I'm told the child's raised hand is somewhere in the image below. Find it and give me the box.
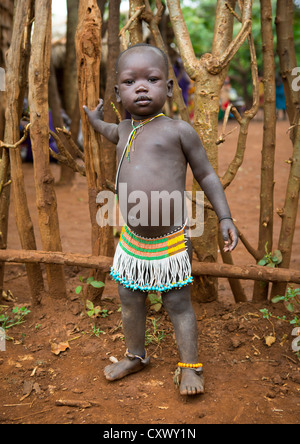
[83,98,104,123]
[220,218,239,252]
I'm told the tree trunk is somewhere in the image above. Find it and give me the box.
[75,0,109,301]
[28,0,66,299]
[102,0,121,259]
[218,231,247,303]
[167,0,253,302]
[0,0,14,301]
[0,0,14,67]
[58,0,80,185]
[129,0,144,44]
[271,0,300,298]
[6,0,45,305]
[275,0,300,130]
[64,0,80,118]
[253,0,276,301]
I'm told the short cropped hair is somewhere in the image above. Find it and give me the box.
[115,43,169,76]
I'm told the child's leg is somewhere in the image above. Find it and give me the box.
[162,285,204,395]
[162,235,204,395]
[104,284,149,381]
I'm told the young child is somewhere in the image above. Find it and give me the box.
[83,43,238,396]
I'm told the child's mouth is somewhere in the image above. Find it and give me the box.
[135,96,151,105]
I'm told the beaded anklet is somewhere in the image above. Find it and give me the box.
[178,362,203,369]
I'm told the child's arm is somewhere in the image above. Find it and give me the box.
[179,121,238,252]
[83,99,119,144]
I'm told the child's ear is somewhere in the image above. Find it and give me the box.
[167,79,173,98]
[115,85,121,103]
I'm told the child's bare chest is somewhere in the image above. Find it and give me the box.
[116,123,187,234]
[117,125,186,191]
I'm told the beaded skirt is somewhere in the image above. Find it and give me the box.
[110,223,193,292]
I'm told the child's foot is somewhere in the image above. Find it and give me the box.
[179,368,204,396]
[104,356,150,381]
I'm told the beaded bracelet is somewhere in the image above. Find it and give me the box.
[218,216,233,223]
[178,362,203,369]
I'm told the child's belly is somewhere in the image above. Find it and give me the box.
[118,162,186,238]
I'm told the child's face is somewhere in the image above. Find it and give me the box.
[115,48,173,120]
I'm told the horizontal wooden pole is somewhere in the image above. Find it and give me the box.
[0,249,300,285]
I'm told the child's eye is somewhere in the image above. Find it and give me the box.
[124,79,134,85]
[148,77,159,83]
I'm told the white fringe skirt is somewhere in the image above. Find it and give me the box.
[110,224,193,292]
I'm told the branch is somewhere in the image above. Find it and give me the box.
[49,130,86,176]
[165,0,198,79]
[0,123,31,149]
[216,104,238,145]
[119,5,145,50]
[56,127,85,161]
[225,2,242,22]
[1,248,300,285]
[236,225,261,262]
[143,0,190,123]
[221,31,259,189]
[205,20,252,75]
[206,0,253,75]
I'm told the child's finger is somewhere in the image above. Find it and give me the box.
[83,105,90,115]
[96,98,105,111]
[230,229,239,250]
[223,229,238,252]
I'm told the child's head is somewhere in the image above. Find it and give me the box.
[115,43,169,77]
[115,44,173,119]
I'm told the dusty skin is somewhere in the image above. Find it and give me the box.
[1,120,300,424]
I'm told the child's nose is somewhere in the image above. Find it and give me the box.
[135,82,148,93]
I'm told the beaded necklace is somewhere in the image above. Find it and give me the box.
[115,112,164,198]
[126,112,164,161]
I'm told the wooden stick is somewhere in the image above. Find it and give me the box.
[28,0,66,300]
[119,5,145,50]
[0,124,31,149]
[0,248,299,285]
[4,0,45,306]
[55,399,100,408]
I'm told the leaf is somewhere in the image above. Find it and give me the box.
[94,306,101,316]
[271,295,284,304]
[148,293,158,303]
[85,300,94,310]
[86,276,94,284]
[258,258,268,266]
[286,303,294,313]
[151,302,162,312]
[271,250,282,265]
[265,335,276,347]
[50,341,70,355]
[75,286,82,295]
[266,262,275,268]
[90,281,105,288]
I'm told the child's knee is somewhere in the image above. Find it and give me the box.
[118,285,146,308]
[162,288,192,316]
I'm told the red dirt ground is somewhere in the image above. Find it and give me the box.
[0,120,299,425]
